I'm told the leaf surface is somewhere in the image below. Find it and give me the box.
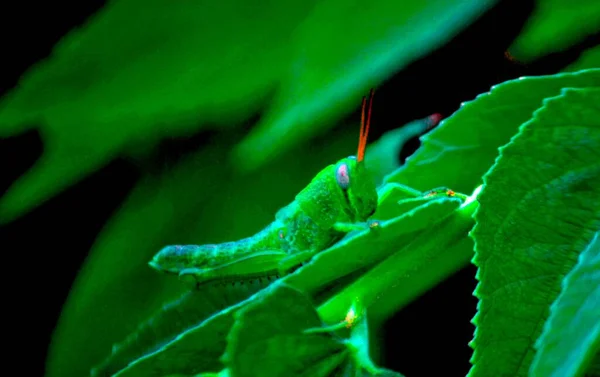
[385,69,600,194]
[469,85,600,376]
[509,0,600,62]
[529,232,600,377]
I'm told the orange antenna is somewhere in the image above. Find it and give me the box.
[357,89,374,162]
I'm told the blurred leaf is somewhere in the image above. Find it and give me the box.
[361,370,405,377]
[373,183,424,221]
[385,69,600,194]
[93,282,270,377]
[365,114,441,186]
[0,0,311,223]
[564,45,600,72]
[46,135,231,377]
[232,0,497,171]
[0,0,496,223]
[469,87,600,376]
[587,357,600,377]
[111,289,254,377]
[529,232,600,377]
[509,0,600,62]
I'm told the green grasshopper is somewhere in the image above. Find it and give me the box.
[149,90,379,288]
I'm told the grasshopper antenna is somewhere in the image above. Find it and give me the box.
[357,88,374,162]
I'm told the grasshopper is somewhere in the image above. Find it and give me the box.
[149,90,379,288]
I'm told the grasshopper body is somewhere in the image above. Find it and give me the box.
[149,91,378,288]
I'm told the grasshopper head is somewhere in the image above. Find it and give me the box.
[331,89,378,221]
[333,156,378,221]
[335,89,377,221]
[294,89,379,227]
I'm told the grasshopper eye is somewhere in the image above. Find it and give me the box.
[335,163,350,190]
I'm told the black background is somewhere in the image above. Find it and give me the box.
[0,1,597,376]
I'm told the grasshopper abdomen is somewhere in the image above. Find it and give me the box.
[150,220,285,275]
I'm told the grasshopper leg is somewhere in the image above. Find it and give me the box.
[178,267,205,287]
[277,249,320,276]
[422,186,467,200]
[333,219,382,233]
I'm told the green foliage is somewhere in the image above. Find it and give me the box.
[231,0,497,172]
[223,283,349,377]
[509,0,600,62]
[364,116,439,186]
[469,81,600,376]
[104,281,407,377]
[530,232,600,377]
[564,46,600,72]
[92,283,269,377]
[0,0,496,223]
[384,70,599,194]
[2,1,598,375]
[112,290,245,377]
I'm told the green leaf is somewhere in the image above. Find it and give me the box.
[469,86,600,377]
[91,284,268,377]
[372,183,423,220]
[509,0,600,62]
[112,291,250,377]
[385,69,600,194]
[365,115,440,187]
[564,46,600,72]
[0,0,297,223]
[223,282,349,377]
[0,0,496,223]
[529,232,600,377]
[231,0,497,171]
[223,282,398,377]
[46,136,235,377]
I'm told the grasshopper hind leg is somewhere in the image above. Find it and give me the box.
[277,249,319,276]
[183,270,282,293]
[333,219,382,233]
[178,267,206,288]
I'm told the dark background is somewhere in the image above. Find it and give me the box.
[0,1,596,376]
